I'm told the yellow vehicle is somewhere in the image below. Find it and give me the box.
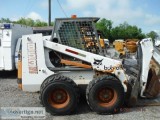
[113,39,125,57]
[113,39,138,58]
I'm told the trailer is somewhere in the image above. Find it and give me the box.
[0,23,33,71]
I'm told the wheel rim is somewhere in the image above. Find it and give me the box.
[97,87,118,107]
[48,88,70,109]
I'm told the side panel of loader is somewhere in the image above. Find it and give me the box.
[21,34,53,92]
[21,34,95,92]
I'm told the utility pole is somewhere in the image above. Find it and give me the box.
[48,0,51,26]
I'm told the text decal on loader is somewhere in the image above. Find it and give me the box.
[27,43,38,74]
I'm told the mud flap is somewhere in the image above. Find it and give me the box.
[144,69,160,98]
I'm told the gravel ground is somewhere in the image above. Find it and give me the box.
[0,71,160,120]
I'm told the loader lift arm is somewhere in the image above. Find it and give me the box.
[43,39,128,92]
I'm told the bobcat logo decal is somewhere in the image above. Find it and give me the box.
[93,59,103,65]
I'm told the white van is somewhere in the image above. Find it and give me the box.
[0,23,33,71]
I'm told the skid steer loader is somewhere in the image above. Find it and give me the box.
[17,17,160,115]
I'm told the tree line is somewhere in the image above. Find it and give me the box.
[96,18,158,43]
[0,17,54,27]
[0,17,158,43]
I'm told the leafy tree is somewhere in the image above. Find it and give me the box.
[15,18,35,26]
[25,18,34,26]
[51,21,54,26]
[96,19,146,43]
[0,18,11,23]
[111,22,145,41]
[96,18,113,42]
[14,18,26,25]
[34,19,47,27]
[146,31,158,43]
[13,17,54,27]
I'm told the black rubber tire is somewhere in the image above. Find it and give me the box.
[86,75,124,114]
[40,74,79,115]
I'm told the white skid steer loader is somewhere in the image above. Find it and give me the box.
[17,17,160,115]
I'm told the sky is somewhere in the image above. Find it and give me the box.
[0,0,160,33]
